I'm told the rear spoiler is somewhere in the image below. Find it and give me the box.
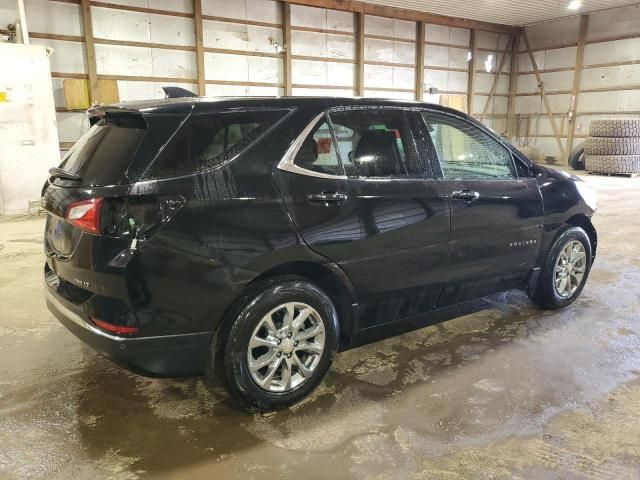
[87,105,144,126]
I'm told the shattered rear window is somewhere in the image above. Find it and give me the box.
[143,110,289,179]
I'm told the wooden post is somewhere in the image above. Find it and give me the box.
[415,21,425,101]
[80,0,99,104]
[282,2,292,96]
[522,29,566,160]
[356,12,365,96]
[194,0,206,96]
[467,29,477,116]
[507,31,520,140]
[480,36,512,122]
[566,15,589,163]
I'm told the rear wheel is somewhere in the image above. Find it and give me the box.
[529,227,592,309]
[213,276,339,412]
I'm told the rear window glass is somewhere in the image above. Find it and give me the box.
[59,115,146,186]
[143,110,288,179]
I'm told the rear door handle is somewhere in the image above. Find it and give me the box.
[307,191,348,205]
[451,189,480,202]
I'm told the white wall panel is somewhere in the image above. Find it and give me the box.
[581,65,640,91]
[292,59,354,87]
[583,38,640,66]
[364,89,414,100]
[292,87,354,97]
[365,38,415,65]
[364,65,414,90]
[364,15,415,41]
[579,91,640,113]
[204,52,247,81]
[476,31,509,51]
[248,56,282,83]
[425,45,468,69]
[517,46,576,72]
[585,4,640,42]
[473,95,508,115]
[203,20,282,54]
[205,84,282,96]
[517,71,573,94]
[425,23,469,46]
[424,69,468,92]
[31,39,87,74]
[92,7,150,43]
[95,44,152,76]
[24,0,83,36]
[515,94,571,114]
[522,17,579,51]
[291,31,355,59]
[98,0,193,13]
[475,73,510,95]
[152,49,197,79]
[202,0,280,24]
[114,81,197,101]
[290,4,353,32]
[56,112,90,144]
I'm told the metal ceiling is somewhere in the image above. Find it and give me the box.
[359,0,640,26]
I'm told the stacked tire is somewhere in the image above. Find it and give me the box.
[585,119,640,175]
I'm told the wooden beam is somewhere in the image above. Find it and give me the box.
[356,12,365,96]
[480,36,512,122]
[194,0,206,96]
[566,15,588,163]
[522,29,566,160]
[467,29,477,116]
[507,31,520,140]
[80,0,99,104]
[415,22,425,101]
[282,2,292,96]
[280,0,518,34]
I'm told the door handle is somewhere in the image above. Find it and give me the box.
[307,191,348,205]
[451,189,480,202]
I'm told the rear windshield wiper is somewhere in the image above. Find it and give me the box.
[49,167,81,182]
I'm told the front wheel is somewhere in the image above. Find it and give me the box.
[529,227,593,309]
[213,276,339,412]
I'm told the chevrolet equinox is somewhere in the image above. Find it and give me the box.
[43,96,598,411]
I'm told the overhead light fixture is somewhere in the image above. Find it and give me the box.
[567,0,581,10]
[484,54,494,73]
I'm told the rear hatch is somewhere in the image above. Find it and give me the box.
[43,107,187,295]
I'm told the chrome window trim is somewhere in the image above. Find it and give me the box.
[276,112,348,180]
[277,107,431,182]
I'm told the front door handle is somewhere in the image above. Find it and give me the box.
[451,189,480,202]
[307,191,348,205]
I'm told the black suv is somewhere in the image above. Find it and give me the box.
[43,96,597,411]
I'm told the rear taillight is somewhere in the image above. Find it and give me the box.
[66,198,103,234]
[91,317,139,335]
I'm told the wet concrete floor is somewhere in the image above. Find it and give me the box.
[1,171,639,479]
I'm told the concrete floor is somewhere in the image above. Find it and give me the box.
[1,171,640,479]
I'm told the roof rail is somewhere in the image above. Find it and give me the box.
[162,86,197,99]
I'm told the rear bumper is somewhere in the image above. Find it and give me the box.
[45,286,213,377]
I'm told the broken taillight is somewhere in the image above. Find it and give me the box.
[66,198,103,234]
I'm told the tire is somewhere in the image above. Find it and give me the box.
[213,275,339,412]
[584,137,640,155]
[585,154,640,174]
[569,142,585,170]
[529,227,592,310]
[589,119,640,138]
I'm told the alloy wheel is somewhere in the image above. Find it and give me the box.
[554,240,587,298]
[247,302,326,392]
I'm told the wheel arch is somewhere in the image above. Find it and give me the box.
[565,214,597,261]
[217,260,358,348]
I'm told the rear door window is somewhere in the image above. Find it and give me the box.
[293,119,343,176]
[143,110,288,179]
[327,109,424,178]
